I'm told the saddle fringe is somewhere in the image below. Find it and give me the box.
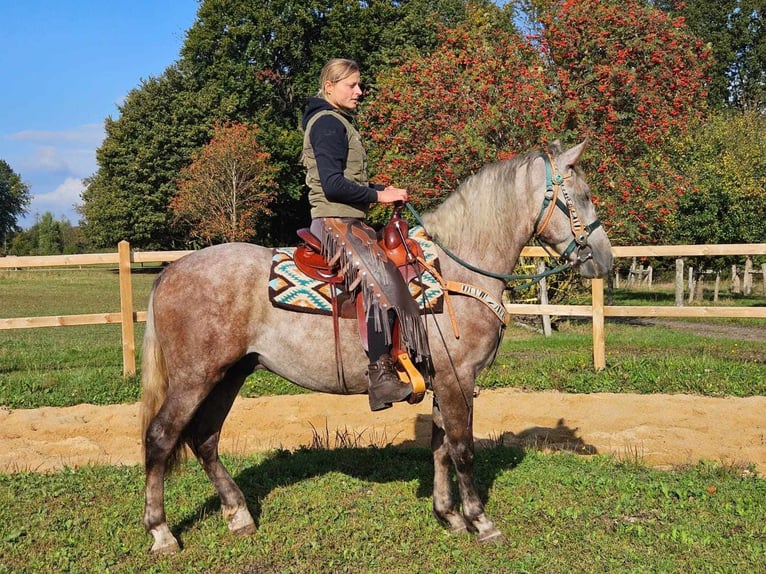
[320,219,430,361]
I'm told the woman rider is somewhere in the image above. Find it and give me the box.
[301,58,429,411]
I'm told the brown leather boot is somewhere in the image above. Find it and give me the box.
[367,354,412,412]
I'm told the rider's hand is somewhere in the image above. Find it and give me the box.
[377,186,408,204]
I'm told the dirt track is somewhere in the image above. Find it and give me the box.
[2,389,764,475]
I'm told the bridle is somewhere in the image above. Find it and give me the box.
[533,152,602,266]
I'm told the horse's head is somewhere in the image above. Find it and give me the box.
[531,140,613,278]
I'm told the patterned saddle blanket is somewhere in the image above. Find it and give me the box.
[268,226,443,316]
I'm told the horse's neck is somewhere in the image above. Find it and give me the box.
[421,158,540,290]
[426,218,528,301]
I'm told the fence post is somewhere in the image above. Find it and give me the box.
[714,272,721,303]
[591,278,606,371]
[675,258,684,306]
[688,267,695,303]
[118,240,136,376]
[732,264,740,294]
[744,257,753,295]
[538,261,552,337]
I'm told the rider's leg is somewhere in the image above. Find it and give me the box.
[367,312,412,411]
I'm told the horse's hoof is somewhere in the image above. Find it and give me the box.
[226,505,256,536]
[149,526,180,555]
[478,529,507,545]
[150,538,180,555]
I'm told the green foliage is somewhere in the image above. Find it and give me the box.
[0,159,31,252]
[81,67,211,249]
[671,109,766,245]
[656,0,765,111]
[81,0,494,248]
[63,0,766,248]
[7,213,88,256]
[365,0,712,244]
[523,0,712,245]
[364,21,551,216]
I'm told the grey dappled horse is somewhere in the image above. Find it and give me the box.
[140,141,613,553]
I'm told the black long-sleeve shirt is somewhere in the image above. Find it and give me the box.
[302,97,380,205]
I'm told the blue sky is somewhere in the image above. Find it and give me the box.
[0,1,199,228]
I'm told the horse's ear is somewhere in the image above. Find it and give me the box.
[556,139,588,168]
[548,139,563,154]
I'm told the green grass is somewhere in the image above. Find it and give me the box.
[0,447,763,573]
[0,268,304,407]
[479,320,766,397]
[2,319,763,409]
[0,267,156,316]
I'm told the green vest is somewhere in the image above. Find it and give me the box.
[302,109,371,219]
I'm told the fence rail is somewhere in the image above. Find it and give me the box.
[2,241,765,375]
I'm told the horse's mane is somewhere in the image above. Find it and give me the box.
[421,152,539,254]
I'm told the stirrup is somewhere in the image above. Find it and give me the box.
[393,352,426,405]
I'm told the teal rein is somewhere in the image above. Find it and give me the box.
[404,201,572,291]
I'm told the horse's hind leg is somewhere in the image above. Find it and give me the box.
[186,358,256,537]
[144,389,210,554]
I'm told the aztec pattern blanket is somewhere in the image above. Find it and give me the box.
[268,226,443,316]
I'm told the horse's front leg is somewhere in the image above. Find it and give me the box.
[431,400,469,533]
[433,391,505,543]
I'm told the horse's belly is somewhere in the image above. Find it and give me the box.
[253,321,370,395]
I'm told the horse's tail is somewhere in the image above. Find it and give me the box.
[140,287,185,471]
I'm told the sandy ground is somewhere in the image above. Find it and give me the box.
[1,389,764,475]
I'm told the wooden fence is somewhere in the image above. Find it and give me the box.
[2,241,765,375]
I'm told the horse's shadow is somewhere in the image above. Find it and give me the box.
[172,414,595,541]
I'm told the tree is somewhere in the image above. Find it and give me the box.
[7,213,87,255]
[672,109,766,245]
[536,0,712,244]
[170,122,278,244]
[80,67,210,249]
[363,20,553,216]
[0,160,31,253]
[34,212,64,255]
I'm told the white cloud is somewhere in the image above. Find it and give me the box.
[6,124,103,176]
[34,177,85,206]
[21,144,97,176]
[2,124,104,227]
[24,177,85,225]
[8,124,105,145]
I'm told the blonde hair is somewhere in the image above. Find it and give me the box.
[317,58,360,97]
